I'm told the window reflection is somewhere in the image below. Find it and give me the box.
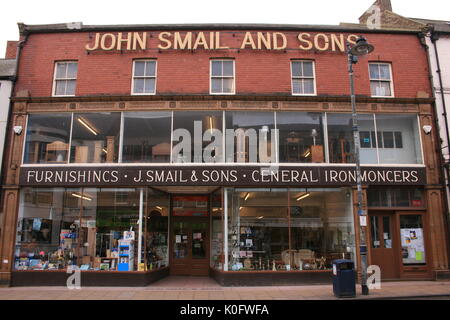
[172,111,223,163]
[24,113,72,164]
[376,114,422,164]
[228,189,289,271]
[211,60,235,94]
[277,112,324,163]
[291,60,315,95]
[22,111,424,165]
[146,188,169,270]
[327,113,355,164]
[132,60,156,95]
[211,190,223,269]
[15,188,83,270]
[192,222,207,259]
[122,112,172,163]
[53,61,77,96]
[367,188,424,208]
[70,113,121,163]
[289,188,354,269]
[225,112,275,163]
[80,188,140,271]
[226,188,355,272]
[358,114,377,163]
[15,187,170,272]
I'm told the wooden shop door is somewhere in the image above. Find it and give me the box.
[170,217,210,276]
[368,212,400,279]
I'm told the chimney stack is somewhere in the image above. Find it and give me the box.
[359,0,393,25]
[376,0,392,12]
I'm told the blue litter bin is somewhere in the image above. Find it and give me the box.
[332,259,356,298]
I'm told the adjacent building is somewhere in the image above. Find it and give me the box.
[356,0,450,281]
[0,20,448,286]
[0,56,16,255]
[416,22,450,257]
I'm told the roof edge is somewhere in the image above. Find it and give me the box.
[18,22,424,35]
[0,58,17,78]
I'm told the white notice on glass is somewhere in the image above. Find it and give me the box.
[176,235,181,243]
[360,216,367,227]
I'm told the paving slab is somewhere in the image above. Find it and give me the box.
[0,277,449,300]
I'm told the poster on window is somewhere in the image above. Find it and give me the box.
[123,231,135,241]
[400,228,425,264]
[32,218,42,231]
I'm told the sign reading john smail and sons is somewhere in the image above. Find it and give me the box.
[20,166,426,187]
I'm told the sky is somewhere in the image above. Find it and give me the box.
[1,0,450,57]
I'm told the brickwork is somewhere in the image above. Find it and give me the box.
[5,41,18,59]
[13,31,431,98]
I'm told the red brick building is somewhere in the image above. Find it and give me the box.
[0,22,448,286]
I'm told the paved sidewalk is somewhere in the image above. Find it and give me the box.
[0,277,449,300]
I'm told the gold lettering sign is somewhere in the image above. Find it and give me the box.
[85,31,361,52]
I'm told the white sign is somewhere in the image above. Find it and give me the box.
[123,231,135,241]
[360,216,367,227]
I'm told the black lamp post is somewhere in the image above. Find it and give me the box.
[347,35,374,296]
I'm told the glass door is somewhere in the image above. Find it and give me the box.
[173,221,189,260]
[170,195,210,276]
[171,219,209,275]
[191,222,208,260]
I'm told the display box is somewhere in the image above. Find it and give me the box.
[93,257,102,269]
[82,256,91,265]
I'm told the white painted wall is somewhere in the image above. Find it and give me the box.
[0,80,13,171]
[426,34,450,210]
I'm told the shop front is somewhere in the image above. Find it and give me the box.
[1,107,443,286]
[170,195,210,276]
[14,164,430,287]
[10,183,357,284]
[366,187,431,280]
[2,22,450,288]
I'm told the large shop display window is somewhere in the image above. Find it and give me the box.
[79,188,141,271]
[277,112,324,163]
[15,187,169,272]
[172,111,223,163]
[225,111,276,163]
[16,188,82,270]
[226,188,355,272]
[70,113,121,163]
[23,112,424,165]
[122,112,172,163]
[375,114,422,164]
[327,113,355,164]
[23,113,72,164]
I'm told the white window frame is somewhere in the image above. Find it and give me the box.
[131,59,157,95]
[210,59,235,95]
[52,61,78,97]
[369,62,394,98]
[290,60,316,96]
[360,130,403,149]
